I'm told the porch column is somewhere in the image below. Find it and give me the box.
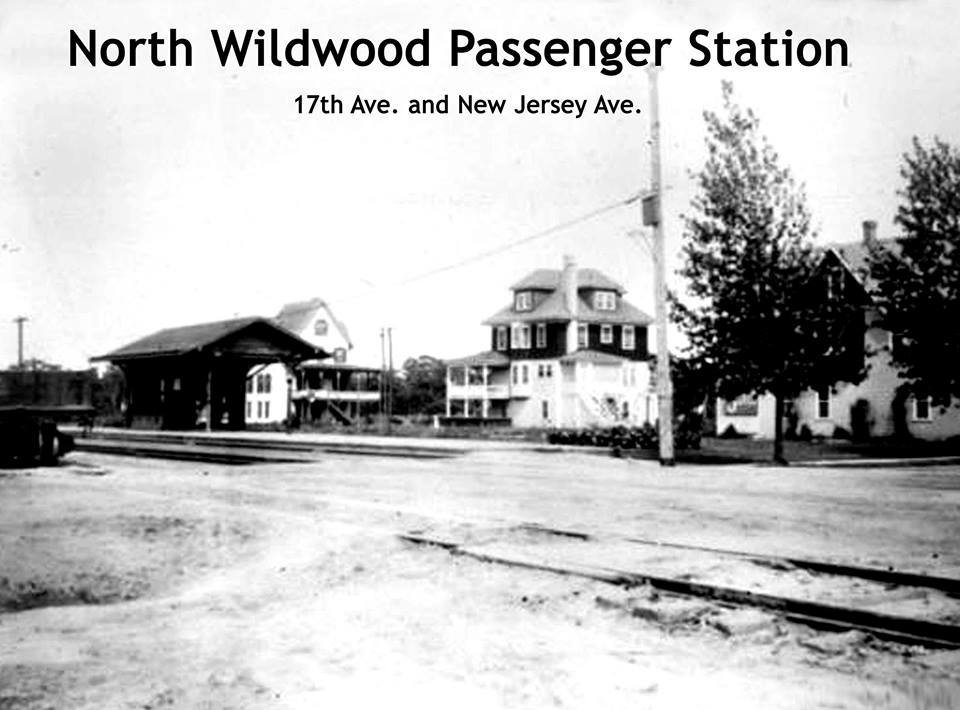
[445,367,452,417]
[482,365,489,418]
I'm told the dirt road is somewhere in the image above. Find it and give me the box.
[2,450,959,708]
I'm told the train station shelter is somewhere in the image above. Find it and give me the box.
[93,317,325,430]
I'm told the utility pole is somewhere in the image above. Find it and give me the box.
[379,328,386,431]
[386,327,394,434]
[13,316,27,368]
[646,67,675,466]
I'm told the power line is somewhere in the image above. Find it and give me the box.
[331,191,645,308]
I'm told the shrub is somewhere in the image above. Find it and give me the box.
[719,424,745,439]
[832,426,852,440]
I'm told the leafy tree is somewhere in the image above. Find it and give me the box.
[868,137,960,410]
[393,355,446,416]
[676,82,864,463]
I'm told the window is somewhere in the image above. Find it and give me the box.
[264,401,270,419]
[256,374,264,393]
[537,363,553,379]
[496,326,508,351]
[826,271,842,301]
[257,401,263,418]
[622,325,636,350]
[914,395,932,421]
[541,400,550,420]
[333,348,347,363]
[817,387,831,419]
[246,377,253,393]
[514,291,532,311]
[536,323,546,349]
[246,402,251,418]
[621,401,630,419]
[600,324,613,344]
[512,365,519,385]
[314,319,328,335]
[724,395,758,416]
[594,291,616,310]
[511,323,531,349]
[172,377,181,392]
[578,323,588,348]
[522,364,529,384]
[263,374,272,394]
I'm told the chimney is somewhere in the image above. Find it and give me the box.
[563,255,579,354]
[862,220,877,246]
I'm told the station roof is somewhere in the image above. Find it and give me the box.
[93,317,324,362]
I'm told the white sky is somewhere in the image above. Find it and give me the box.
[2,0,959,369]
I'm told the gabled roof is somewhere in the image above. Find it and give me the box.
[93,317,321,362]
[821,238,898,293]
[511,268,624,293]
[275,298,353,349]
[484,291,652,326]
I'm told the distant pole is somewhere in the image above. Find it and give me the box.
[13,316,27,368]
[387,327,394,434]
[379,328,386,430]
[647,67,675,466]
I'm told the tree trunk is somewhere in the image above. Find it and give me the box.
[892,384,911,441]
[773,392,787,465]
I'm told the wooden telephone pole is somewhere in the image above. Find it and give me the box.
[13,316,27,368]
[646,68,675,466]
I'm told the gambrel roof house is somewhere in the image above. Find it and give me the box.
[445,256,656,428]
[717,220,960,441]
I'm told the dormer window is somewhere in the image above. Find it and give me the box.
[594,291,616,311]
[515,291,532,311]
[314,319,329,335]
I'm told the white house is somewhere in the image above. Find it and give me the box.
[717,221,960,440]
[245,298,379,426]
[445,256,656,428]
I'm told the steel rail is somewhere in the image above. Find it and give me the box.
[399,533,960,649]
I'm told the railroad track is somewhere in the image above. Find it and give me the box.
[69,429,464,463]
[400,524,960,649]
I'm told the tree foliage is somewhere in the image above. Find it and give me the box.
[868,137,960,399]
[393,355,447,416]
[677,82,864,459]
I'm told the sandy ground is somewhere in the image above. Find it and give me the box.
[1,449,959,709]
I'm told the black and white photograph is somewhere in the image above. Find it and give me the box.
[2,0,959,707]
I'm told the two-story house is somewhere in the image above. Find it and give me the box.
[717,220,960,440]
[246,298,380,426]
[445,256,656,428]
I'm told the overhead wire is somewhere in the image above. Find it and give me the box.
[328,190,647,308]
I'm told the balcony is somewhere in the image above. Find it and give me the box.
[291,388,381,403]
